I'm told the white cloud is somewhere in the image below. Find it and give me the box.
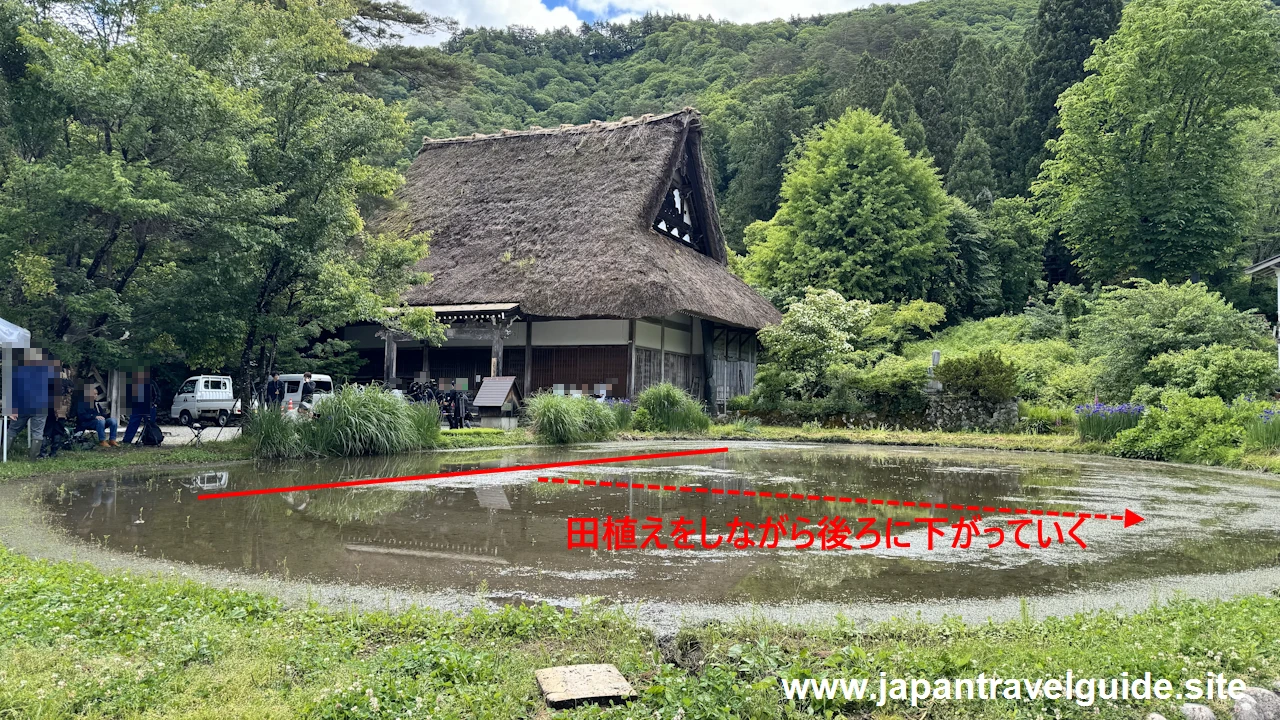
[408,0,582,44]
[571,0,885,25]
[405,0,898,45]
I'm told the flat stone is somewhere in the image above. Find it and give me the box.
[535,664,635,709]
[1184,703,1218,720]
[1245,688,1280,720]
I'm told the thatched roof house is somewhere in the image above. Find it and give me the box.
[350,108,779,407]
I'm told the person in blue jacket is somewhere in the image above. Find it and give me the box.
[6,348,54,459]
[74,383,117,447]
[123,368,157,445]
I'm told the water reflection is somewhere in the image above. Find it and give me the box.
[34,444,1280,604]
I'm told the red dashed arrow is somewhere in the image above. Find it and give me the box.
[536,476,1145,527]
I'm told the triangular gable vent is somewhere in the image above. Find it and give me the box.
[653,169,709,256]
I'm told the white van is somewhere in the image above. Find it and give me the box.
[278,373,333,408]
[171,375,240,426]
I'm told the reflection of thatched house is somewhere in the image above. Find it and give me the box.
[344,108,780,406]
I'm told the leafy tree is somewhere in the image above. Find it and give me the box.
[742,109,949,305]
[1034,0,1280,283]
[1015,0,1123,185]
[753,288,879,403]
[752,288,941,415]
[866,299,947,353]
[719,92,813,253]
[986,196,1047,312]
[930,197,1000,319]
[879,82,927,155]
[0,0,444,399]
[1078,280,1272,400]
[946,127,996,207]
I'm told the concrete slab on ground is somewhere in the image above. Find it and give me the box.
[535,664,634,709]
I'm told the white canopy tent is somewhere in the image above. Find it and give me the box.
[0,317,32,463]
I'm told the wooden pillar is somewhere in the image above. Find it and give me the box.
[422,342,430,383]
[627,319,636,398]
[109,369,123,423]
[524,321,533,395]
[659,320,666,384]
[490,323,504,377]
[701,319,715,407]
[1274,268,1280,371]
[383,334,397,386]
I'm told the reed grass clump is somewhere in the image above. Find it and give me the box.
[244,384,445,458]
[524,393,617,444]
[636,382,710,433]
[243,407,303,459]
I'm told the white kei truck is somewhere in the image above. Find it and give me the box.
[171,375,241,427]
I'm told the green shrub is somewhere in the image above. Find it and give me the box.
[243,408,302,459]
[1043,359,1103,406]
[726,395,752,412]
[935,350,1018,402]
[1078,280,1271,400]
[1075,402,1144,441]
[1141,344,1280,401]
[1017,403,1075,434]
[636,382,710,433]
[631,407,652,431]
[1112,392,1251,465]
[827,355,928,420]
[303,384,417,456]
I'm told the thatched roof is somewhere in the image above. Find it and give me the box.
[385,108,781,329]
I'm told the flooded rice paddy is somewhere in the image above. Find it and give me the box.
[21,442,1280,613]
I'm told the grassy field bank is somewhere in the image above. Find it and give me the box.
[1,547,1278,719]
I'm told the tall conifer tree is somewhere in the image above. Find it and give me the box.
[880,82,928,155]
[1016,0,1123,187]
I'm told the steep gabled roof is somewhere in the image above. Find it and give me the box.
[383,108,781,329]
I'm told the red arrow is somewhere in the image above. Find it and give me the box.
[198,447,730,500]
[538,476,1146,527]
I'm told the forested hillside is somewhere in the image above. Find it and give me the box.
[386,0,1047,254]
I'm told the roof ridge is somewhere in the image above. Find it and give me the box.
[420,107,699,150]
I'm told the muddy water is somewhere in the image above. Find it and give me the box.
[30,442,1280,606]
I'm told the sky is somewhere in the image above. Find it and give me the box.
[415,0,896,40]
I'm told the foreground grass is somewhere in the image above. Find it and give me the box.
[1,546,1278,719]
